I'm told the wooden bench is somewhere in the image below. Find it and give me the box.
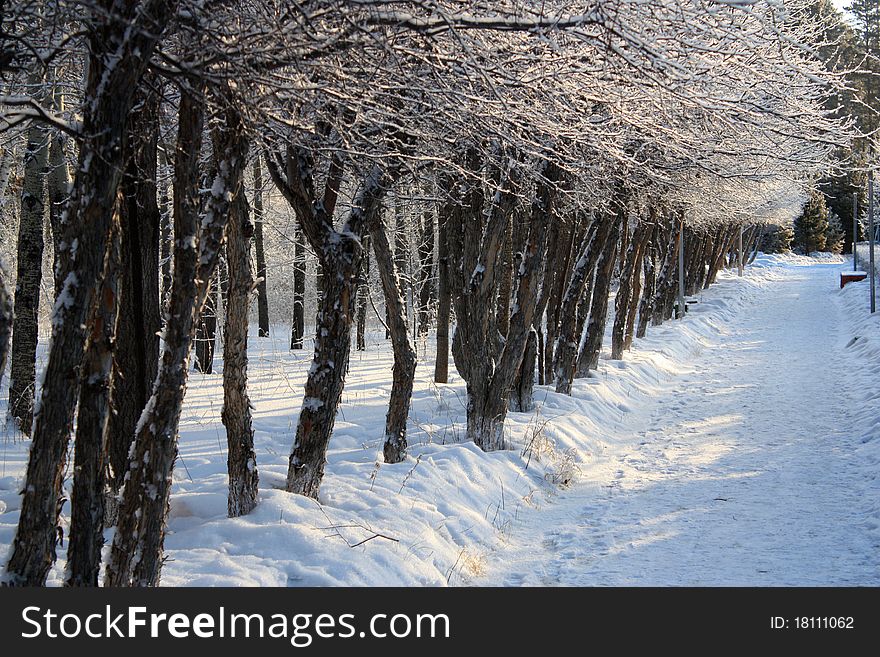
[840,271,868,288]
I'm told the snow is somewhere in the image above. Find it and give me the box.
[0,254,877,586]
[481,253,880,585]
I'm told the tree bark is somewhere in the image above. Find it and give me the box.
[8,115,49,434]
[611,219,650,360]
[434,201,451,383]
[267,143,397,499]
[252,154,270,337]
[447,156,559,450]
[510,328,537,413]
[417,207,434,337]
[106,91,244,588]
[224,190,259,518]
[575,216,623,377]
[0,265,11,391]
[106,78,162,502]
[290,228,306,349]
[356,234,370,351]
[4,0,177,587]
[651,222,680,326]
[553,216,607,393]
[48,81,72,298]
[624,221,654,350]
[541,220,574,384]
[636,222,659,339]
[496,213,513,339]
[371,216,417,464]
[65,207,122,587]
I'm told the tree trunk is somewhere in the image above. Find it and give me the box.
[290,229,306,349]
[224,190,259,518]
[434,202,451,383]
[159,141,173,311]
[575,217,622,377]
[496,213,513,339]
[636,223,659,339]
[371,216,417,464]
[624,221,654,351]
[194,273,218,373]
[106,78,162,503]
[393,201,409,339]
[267,143,397,499]
[252,155,270,337]
[611,219,650,360]
[510,327,537,412]
[356,234,370,351]
[8,117,49,434]
[0,265,11,390]
[553,217,608,394]
[447,156,558,450]
[106,92,244,588]
[418,207,434,337]
[48,81,72,298]
[542,220,574,384]
[4,0,177,587]
[65,209,122,587]
[651,223,680,326]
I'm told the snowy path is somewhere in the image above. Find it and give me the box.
[484,260,880,586]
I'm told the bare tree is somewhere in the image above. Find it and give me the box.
[224,183,258,518]
[106,92,248,587]
[4,0,178,587]
[252,154,270,337]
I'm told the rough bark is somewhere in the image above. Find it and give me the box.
[8,115,49,434]
[371,215,417,464]
[224,190,259,518]
[496,213,513,339]
[65,209,122,587]
[106,78,162,501]
[575,216,623,377]
[449,156,559,450]
[159,141,173,311]
[611,218,650,360]
[417,207,435,337]
[542,220,574,383]
[267,143,397,499]
[510,328,537,412]
[48,82,72,298]
[106,92,244,588]
[434,200,451,383]
[624,221,654,351]
[651,222,680,326]
[356,234,370,351]
[553,217,607,394]
[252,154,270,337]
[636,222,659,339]
[290,228,306,349]
[4,0,177,587]
[0,265,11,390]
[393,201,409,338]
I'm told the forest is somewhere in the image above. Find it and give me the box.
[0,0,876,587]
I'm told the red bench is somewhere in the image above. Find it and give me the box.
[840,271,868,288]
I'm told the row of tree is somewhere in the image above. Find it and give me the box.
[0,0,860,586]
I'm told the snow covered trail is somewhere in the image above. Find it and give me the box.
[483,258,880,586]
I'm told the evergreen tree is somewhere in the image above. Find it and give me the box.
[762,224,795,253]
[794,190,829,254]
[825,211,845,253]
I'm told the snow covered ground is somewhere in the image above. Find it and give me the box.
[0,253,878,586]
